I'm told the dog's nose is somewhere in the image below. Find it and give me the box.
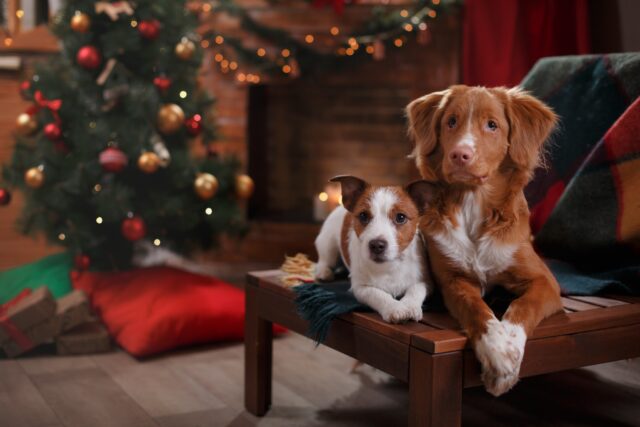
[368,239,387,255]
[449,146,474,167]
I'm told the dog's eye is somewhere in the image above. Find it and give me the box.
[358,212,370,225]
[487,120,498,131]
[447,116,457,128]
[395,213,407,224]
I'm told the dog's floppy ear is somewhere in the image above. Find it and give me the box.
[406,89,449,180]
[405,180,436,215]
[329,175,368,212]
[504,87,558,178]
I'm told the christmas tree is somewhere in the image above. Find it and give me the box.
[1,1,251,270]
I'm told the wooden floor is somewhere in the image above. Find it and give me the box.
[1,333,639,427]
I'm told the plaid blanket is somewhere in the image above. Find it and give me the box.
[521,53,640,294]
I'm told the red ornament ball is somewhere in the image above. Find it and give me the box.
[138,20,160,40]
[76,45,102,70]
[74,254,91,270]
[121,216,146,241]
[44,122,62,141]
[184,114,202,136]
[99,147,128,173]
[153,76,172,91]
[0,188,11,206]
[19,81,31,99]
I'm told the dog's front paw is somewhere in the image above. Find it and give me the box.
[405,304,423,322]
[314,262,334,282]
[474,319,526,396]
[380,302,417,324]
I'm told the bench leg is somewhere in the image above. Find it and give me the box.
[409,348,463,427]
[245,285,273,416]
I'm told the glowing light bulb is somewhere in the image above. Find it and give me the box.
[281,49,290,57]
[257,48,266,57]
[305,34,314,44]
[318,192,328,202]
[179,91,187,98]
[96,217,103,224]
[215,36,224,44]
[58,233,66,241]
[330,26,340,36]
[205,207,213,215]
[153,239,161,246]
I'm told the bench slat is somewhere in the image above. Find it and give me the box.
[413,303,640,353]
[568,295,627,307]
[561,296,600,312]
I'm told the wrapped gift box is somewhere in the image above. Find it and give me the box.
[0,287,56,355]
[1,288,94,357]
[56,321,111,355]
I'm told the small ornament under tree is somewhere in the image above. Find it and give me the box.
[44,123,62,141]
[235,174,255,199]
[194,173,218,200]
[138,20,160,40]
[175,38,196,60]
[70,12,91,33]
[99,147,128,173]
[0,188,11,206]
[24,166,45,189]
[77,45,102,69]
[15,113,38,136]
[153,76,171,92]
[137,152,160,174]
[157,103,185,134]
[121,215,147,241]
[74,254,91,270]
[184,114,202,136]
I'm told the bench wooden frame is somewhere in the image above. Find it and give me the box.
[245,270,640,426]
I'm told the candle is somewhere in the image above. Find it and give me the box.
[313,183,342,222]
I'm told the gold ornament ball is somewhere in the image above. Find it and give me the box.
[70,12,91,33]
[24,167,45,189]
[157,103,185,134]
[175,39,196,60]
[138,152,160,174]
[16,113,38,136]
[235,174,255,199]
[194,173,218,200]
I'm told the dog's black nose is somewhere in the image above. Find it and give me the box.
[368,239,387,255]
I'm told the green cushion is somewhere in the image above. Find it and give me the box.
[0,253,73,304]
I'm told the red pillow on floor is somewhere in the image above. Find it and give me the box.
[72,267,282,357]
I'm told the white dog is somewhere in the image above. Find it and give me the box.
[314,175,434,323]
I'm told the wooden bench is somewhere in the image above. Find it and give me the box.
[244,270,640,426]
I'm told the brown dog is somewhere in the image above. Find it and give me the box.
[406,85,563,396]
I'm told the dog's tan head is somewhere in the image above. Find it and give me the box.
[406,85,557,186]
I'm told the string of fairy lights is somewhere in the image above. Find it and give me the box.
[197,0,458,84]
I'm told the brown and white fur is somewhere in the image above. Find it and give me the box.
[406,85,564,396]
[314,176,434,323]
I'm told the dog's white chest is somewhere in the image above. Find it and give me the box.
[433,193,517,286]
